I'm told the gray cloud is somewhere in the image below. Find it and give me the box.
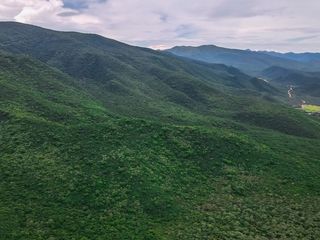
[63,0,107,10]
[0,0,319,52]
[158,12,168,23]
[63,0,88,9]
[57,11,81,17]
[175,24,198,38]
[287,35,320,42]
[209,0,285,19]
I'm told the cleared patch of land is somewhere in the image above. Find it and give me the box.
[301,104,320,113]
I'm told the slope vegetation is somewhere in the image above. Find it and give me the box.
[1,23,320,239]
[261,66,320,104]
[0,22,278,122]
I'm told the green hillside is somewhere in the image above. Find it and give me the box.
[1,22,320,239]
[0,22,280,123]
[0,53,112,124]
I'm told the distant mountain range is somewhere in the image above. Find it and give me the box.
[166,45,320,76]
[259,51,320,63]
[166,45,320,105]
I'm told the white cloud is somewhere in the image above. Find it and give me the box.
[14,0,63,23]
[0,0,319,52]
[0,0,100,28]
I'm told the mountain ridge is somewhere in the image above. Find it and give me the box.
[166,44,320,75]
[0,21,281,124]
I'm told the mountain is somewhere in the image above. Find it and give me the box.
[1,22,320,239]
[260,51,320,63]
[166,45,320,75]
[262,66,320,87]
[0,22,280,123]
[261,66,320,104]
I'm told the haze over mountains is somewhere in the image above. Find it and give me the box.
[167,45,320,105]
[259,51,320,64]
[1,22,320,239]
[167,45,320,76]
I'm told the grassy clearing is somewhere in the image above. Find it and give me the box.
[302,104,320,113]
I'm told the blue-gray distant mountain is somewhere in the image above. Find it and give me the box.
[166,45,320,75]
[260,51,320,63]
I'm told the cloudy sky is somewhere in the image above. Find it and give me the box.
[0,0,319,52]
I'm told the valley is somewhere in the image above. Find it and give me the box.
[288,85,294,98]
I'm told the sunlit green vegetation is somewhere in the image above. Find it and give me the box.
[302,104,320,113]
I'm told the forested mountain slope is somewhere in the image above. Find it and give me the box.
[261,66,320,104]
[0,22,279,122]
[1,22,320,239]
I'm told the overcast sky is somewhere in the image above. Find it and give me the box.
[0,0,319,52]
